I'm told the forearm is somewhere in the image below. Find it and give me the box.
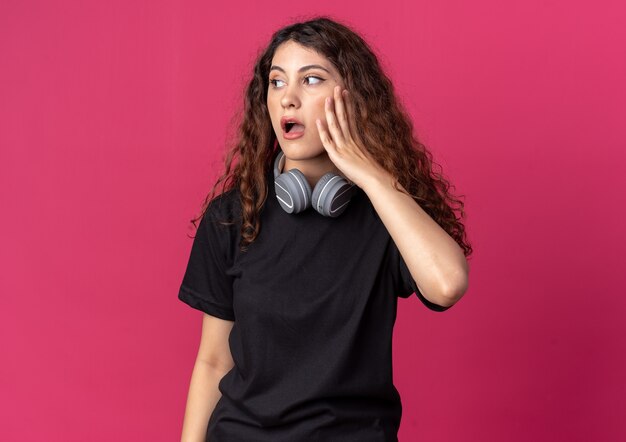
[180,360,229,442]
[362,173,469,307]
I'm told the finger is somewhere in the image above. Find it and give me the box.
[316,118,336,152]
[333,86,352,141]
[325,96,345,146]
[342,90,361,145]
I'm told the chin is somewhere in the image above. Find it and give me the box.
[278,143,326,159]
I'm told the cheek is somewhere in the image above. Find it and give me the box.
[266,99,279,120]
[267,96,277,111]
[314,96,327,114]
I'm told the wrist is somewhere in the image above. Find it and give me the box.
[361,169,398,195]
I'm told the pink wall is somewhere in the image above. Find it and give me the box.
[1,1,624,440]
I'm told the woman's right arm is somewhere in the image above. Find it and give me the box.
[181,313,235,442]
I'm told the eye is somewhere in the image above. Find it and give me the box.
[304,75,323,85]
[269,78,285,88]
[268,75,325,89]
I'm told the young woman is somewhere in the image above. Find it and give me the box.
[178,16,472,442]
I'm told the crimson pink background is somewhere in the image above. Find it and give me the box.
[1,1,625,441]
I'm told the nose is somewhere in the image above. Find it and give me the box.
[280,83,301,109]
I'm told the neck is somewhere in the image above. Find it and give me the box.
[283,154,345,188]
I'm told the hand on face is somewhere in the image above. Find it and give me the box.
[316,86,388,189]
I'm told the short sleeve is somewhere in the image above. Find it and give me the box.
[391,239,451,312]
[178,202,236,321]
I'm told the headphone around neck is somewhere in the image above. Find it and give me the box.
[273,149,356,217]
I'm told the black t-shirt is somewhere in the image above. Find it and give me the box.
[178,170,450,442]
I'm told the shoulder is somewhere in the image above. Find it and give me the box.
[200,187,242,262]
[205,187,241,223]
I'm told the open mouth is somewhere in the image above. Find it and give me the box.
[284,122,305,133]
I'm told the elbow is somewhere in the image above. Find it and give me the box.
[412,258,470,308]
[420,283,465,309]
[440,270,469,307]
[440,253,470,305]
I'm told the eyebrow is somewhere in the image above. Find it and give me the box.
[270,64,331,74]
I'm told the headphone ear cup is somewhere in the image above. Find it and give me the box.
[274,167,312,214]
[311,173,356,217]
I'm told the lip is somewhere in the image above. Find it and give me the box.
[283,129,305,140]
[280,115,305,131]
[280,115,306,140]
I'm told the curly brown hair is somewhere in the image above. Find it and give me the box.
[189,15,472,259]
